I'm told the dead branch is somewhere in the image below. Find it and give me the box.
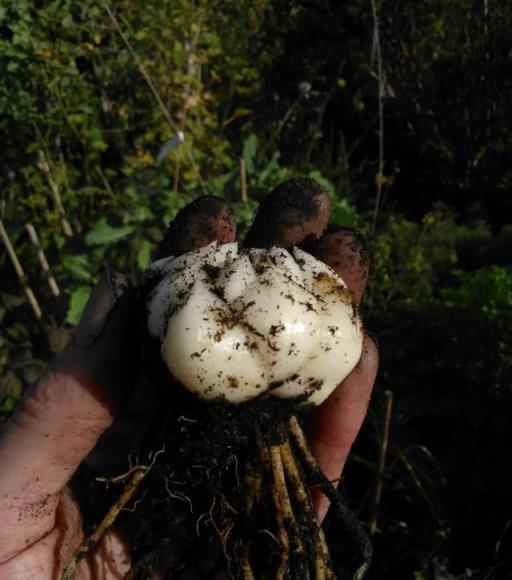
[25,223,60,297]
[0,219,42,320]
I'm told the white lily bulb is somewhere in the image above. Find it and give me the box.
[146,242,363,405]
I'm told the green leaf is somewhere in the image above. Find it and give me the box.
[0,396,17,422]
[62,254,92,282]
[66,286,91,325]
[242,134,259,173]
[137,239,153,270]
[133,205,154,222]
[89,127,108,151]
[0,371,22,399]
[232,200,258,232]
[330,198,359,228]
[85,219,134,246]
[61,15,74,29]
[307,170,335,196]
[124,186,138,200]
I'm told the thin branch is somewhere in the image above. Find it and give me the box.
[240,158,248,202]
[25,223,60,297]
[98,0,206,192]
[172,10,205,193]
[99,0,177,132]
[370,0,385,235]
[369,390,393,536]
[37,150,73,237]
[241,543,256,580]
[0,220,42,320]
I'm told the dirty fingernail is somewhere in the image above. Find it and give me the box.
[74,269,129,348]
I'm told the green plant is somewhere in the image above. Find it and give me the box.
[439,266,512,321]
[367,209,457,308]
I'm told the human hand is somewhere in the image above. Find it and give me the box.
[0,179,377,579]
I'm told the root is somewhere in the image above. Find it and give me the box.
[62,466,148,580]
[259,442,289,579]
[244,460,262,515]
[289,417,372,580]
[254,436,336,580]
[270,444,308,578]
[70,411,369,580]
[241,461,260,579]
[280,440,332,580]
[241,543,255,580]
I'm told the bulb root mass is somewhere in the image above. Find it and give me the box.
[64,393,371,580]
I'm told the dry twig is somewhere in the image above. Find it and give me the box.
[25,223,60,297]
[370,390,393,535]
[240,158,248,203]
[98,0,206,192]
[0,219,42,320]
[370,0,385,234]
[37,150,73,237]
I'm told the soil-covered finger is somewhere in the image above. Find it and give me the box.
[156,196,236,259]
[307,226,370,305]
[308,334,378,523]
[244,178,330,249]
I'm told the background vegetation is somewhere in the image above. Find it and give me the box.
[1,1,511,578]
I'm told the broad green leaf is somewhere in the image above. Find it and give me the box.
[330,199,359,228]
[62,254,91,282]
[66,286,91,325]
[89,128,108,151]
[232,200,257,232]
[307,170,335,196]
[242,134,259,173]
[85,219,134,246]
[124,186,138,200]
[137,239,153,270]
[133,206,154,222]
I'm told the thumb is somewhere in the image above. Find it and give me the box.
[0,269,139,561]
[57,268,139,413]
